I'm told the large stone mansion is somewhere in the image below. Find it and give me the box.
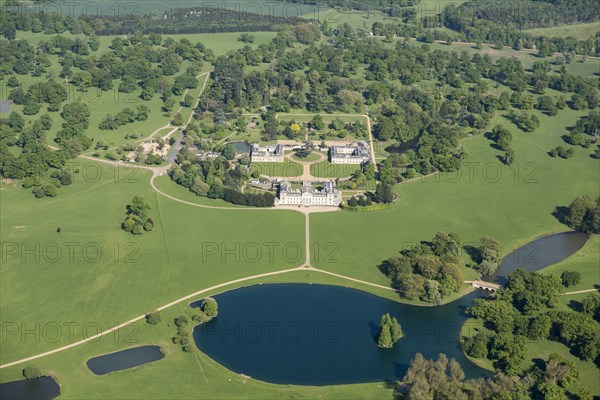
[330,141,370,164]
[275,180,342,207]
[251,144,284,163]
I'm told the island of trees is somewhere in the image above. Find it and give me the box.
[377,313,403,348]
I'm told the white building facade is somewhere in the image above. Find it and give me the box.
[330,141,371,164]
[251,144,284,162]
[276,181,342,207]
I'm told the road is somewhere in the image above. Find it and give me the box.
[167,132,184,164]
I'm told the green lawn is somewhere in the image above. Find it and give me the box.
[251,161,303,177]
[460,316,600,395]
[291,151,323,162]
[540,235,599,293]
[0,160,305,364]
[524,22,600,40]
[277,114,365,124]
[410,39,600,78]
[163,32,278,56]
[524,339,599,395]
[311,106,599,288]
[0,271,395,399]
[310,161,359,178]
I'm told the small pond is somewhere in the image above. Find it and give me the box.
[0,377,60,400]
[86,345,165,375]
[228,141,251,154]
[494,231,589,284]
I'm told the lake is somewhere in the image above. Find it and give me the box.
[192,231,590,385]
[87,345,165,375]
[193,284,490,385]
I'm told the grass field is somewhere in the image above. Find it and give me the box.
[524,22,600,40]
[310,106,599,288]
[460,315,600,395]
[0,270,401,399]
[540,235,600,292]
[384,38,600,78]
[0,160,305,364]
[251,161,303,177]
[277,113,365,122]
[291,152,323,162]
[310,161,359,178]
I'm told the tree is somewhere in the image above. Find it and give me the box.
[421,280,441,304]
[464,331,490,358]
[310,114,324,130]
[476,236,501,275]
[489,333,525,376]
[537,383,568,400]
[399,354,468,399]
[221,144,236,160]
[377,322,393,348]
[580,294,600,320]
[377,313,402,348]
[375,182,394,203]
[202,298,218,318]
[363,162,376,180]
[174,315,189,328]
[564,196,599,234]
[146,311,161,324]
[348,196,358,207]
[390,316,403,342]
[502,148,515,165]
[171,112,184,126]
[23,365,42,379]
[561,271,581,287]
[528,314,551,340]
[122,196,154,235]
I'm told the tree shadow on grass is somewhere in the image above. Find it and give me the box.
[552,205,570,226]
[464,244,481,264]
[567,300,582,312]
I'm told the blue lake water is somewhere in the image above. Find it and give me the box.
[0,377,60,400]
[86,345,165,375]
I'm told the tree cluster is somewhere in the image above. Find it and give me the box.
[194,297,219,324]
[466,270,599,377]
[0,113,74,198]
[99,106,149,130]
[377,313,403,348]
[402,351,588,400]
[169,147,274,207]
[383,231,463,303]
[563,195,600,234]
[121,196,154,235]
[172,315,194,352]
